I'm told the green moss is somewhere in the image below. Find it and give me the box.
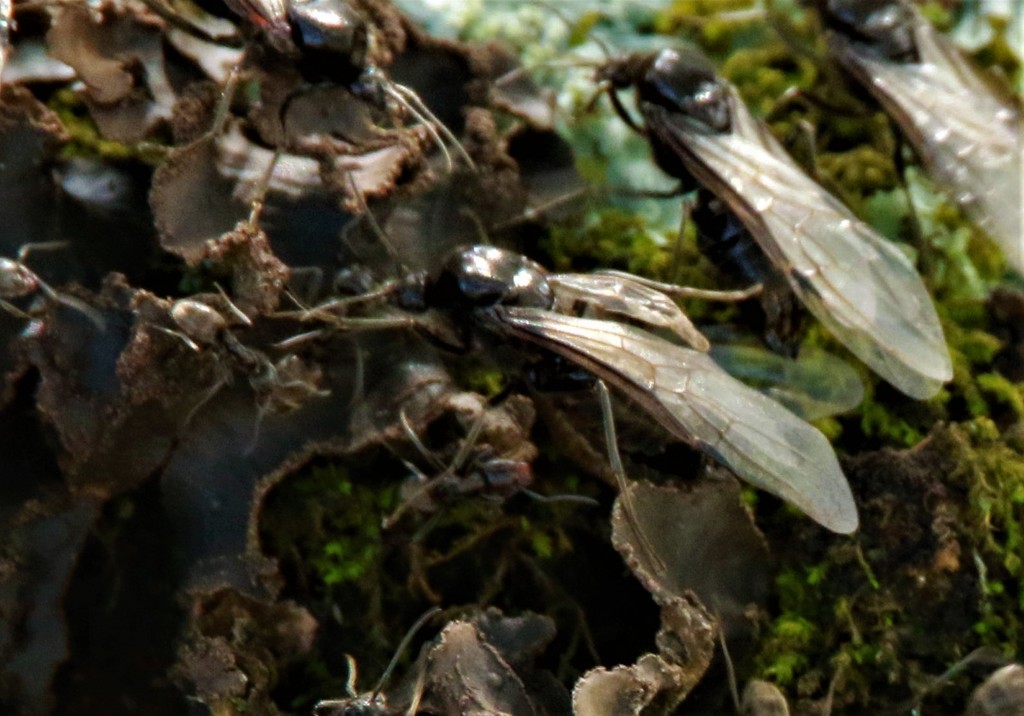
[654,0,762,52]
[944,422,1024,645]
[976,374,1024,420]
[754,422,1024,709]
[48,88,165,164]
[542,208,670,277]
[266,463,398,588]
[918,2,955,31]
[721,46,816,116]
[857,391,927,448]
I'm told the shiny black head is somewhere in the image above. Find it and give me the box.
[286,0,371,83]
[818,0,918,62]
[425,246,553,311]
[599,49,731,133]
[312,696,385,716]
[287,0,369,65]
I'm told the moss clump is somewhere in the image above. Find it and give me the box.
[754,422,1023,712]
[542,208,673,277]
[48,88,166,163]
[260,461,398,589]
[818,146,899,205]
[721,46,817,116]
[655,0,766,54]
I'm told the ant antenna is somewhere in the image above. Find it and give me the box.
[901,646,1011,714]
[369,606,442,701]
[403,658,427,716]
[343,654,360,698]
[245,147,283,228]
[399,406,445,471]
[385,82,477,172]
[594,271,764,302]
[488,186,589,233]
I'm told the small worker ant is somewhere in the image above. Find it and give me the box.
[150,286,328,449]
[382,399,599,531]
[0,241,104,327]
[313,606,441,716]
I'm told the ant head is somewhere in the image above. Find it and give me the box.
[170,300,228,346]
[818,0,917,61]
[426,246,552,311]
[287,0,370,68]
[0,258,40,299]
[593,53,648,90]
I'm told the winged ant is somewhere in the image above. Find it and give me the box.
[813,0,1023,274]
[278,244,858,534]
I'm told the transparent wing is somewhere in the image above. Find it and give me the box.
[494,307,858,534]
[646,90,952,399]
[709,343,865,421]
[845,18,1023,272]
[548,273,709,351]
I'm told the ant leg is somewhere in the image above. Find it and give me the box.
[399,406,445,470]
[385,406,493,529]
[0,299,31,320]
[594,379,667,578]
[403,657,427,716]
[520,489,600,507]
[593,270,763,302]
[153,325,202,353]
[181,369,231,429]
[341,171,401,262]
[488,186,590,233]
[213,282,253,327]
[10,243,104,326]
[892,134,934,271]
[763,85,867,123]
[205,60,244,142]
[244,147,282,229]
[272,329,326,350]
[16,240,70,263]
[367,606,442,703]
[718,621,742,715]
[606,87,645,136]
[286,266,325,306]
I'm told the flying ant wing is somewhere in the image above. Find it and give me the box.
[491,306,858,534]
[548,272,709,350]
[709,343,864,421]
[625,52,951,399]
[818,0,1023,273]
